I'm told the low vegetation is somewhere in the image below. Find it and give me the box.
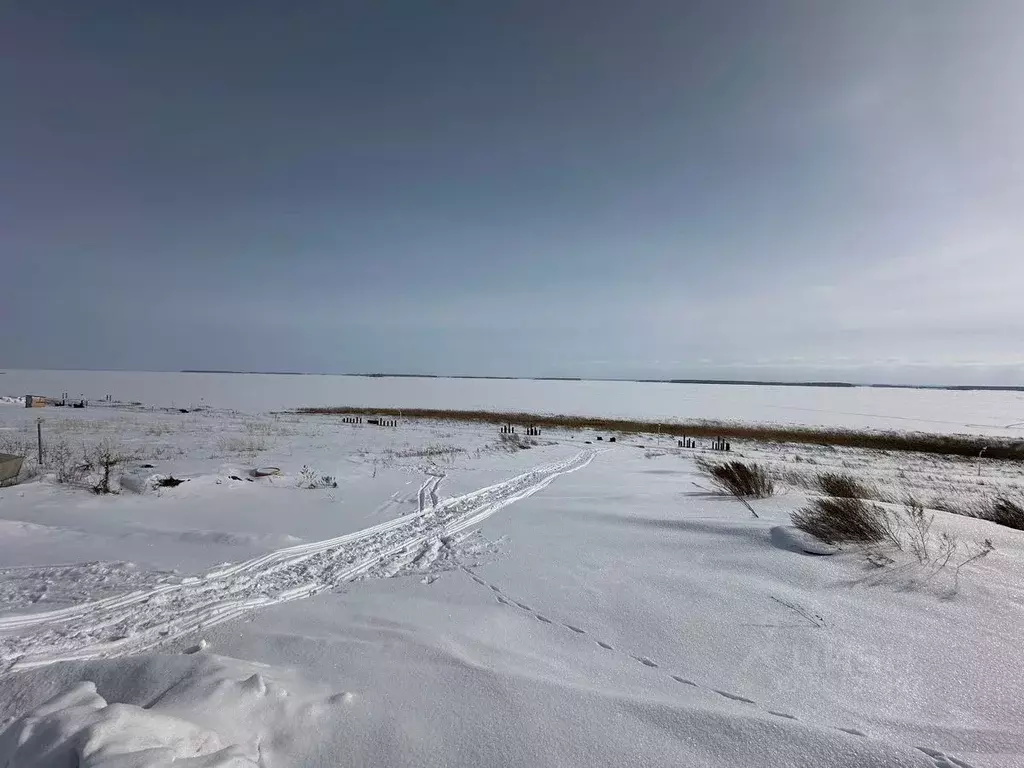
[296,406,1024,460]
[792,496,899,546]
[984,496,1024,530]
[695,458,775,499]
[794,495,994,588]
[296,465,337,489]
[815,471,878,500]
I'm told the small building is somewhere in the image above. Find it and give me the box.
[25,395,47,408]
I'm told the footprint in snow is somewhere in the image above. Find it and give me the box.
[768,711,797,720]
[535,615,553,624]
[671,676,698,686]
[836,727,866,737]
[633,656,658,668]
[472,576,485,586]
[489,585,501,593]
[515,602,532,611]
[496,596,511,606]
[596,641,614,650]
[564,625,586,634]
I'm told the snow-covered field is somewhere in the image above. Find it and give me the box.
[0,385,1022,767]
[3,368,1024,435]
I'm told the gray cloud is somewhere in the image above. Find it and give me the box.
[2,1,1022,385]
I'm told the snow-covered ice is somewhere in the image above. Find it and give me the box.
[0,388,1021,767]
[3,368,1024,435]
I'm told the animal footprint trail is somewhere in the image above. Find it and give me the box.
[459,566,974,768]
[0,450,596,671]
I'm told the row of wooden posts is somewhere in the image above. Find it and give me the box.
[677,437,731,451]
[341,416,397,427]
[500,424,543,436]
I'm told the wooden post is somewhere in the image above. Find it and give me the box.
[37,419,43,464]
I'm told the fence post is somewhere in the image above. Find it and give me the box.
[37,419,43,464]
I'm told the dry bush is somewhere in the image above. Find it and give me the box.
[489,432,536,453]
[792,497,900,546]
[817,472,876,500]
[48,439,89,486]
[935,494,1024,531]
[89,440,130,494]
[696,458,775,498]
[795,496,994,589]
[297,465,337,489]
[980,496,1024,531]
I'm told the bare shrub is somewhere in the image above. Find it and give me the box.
[696,458,775,498]
[792,497,900,546]
[297,465,337,489]
[817,472,876,500]
[490,432,535,453]
[48,439,88,486]
[90,441,129,494]
[982,496,1024,531]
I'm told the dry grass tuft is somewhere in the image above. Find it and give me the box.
[792,497,899,546]
[696,458,775,498]
[980,496,1024,531]
[816,472,876,500]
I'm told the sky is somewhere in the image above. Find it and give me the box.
[2,1,1023,385]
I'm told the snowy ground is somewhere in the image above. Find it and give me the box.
[4,368,1024,435]
[0,397,1022,767]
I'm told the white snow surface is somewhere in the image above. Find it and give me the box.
[4,368,1024,434]
[0,400,1021,767]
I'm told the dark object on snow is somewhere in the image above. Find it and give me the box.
[584,441,592,445]
[157,476,184,488]
[366,418,380,425]
[609,437,616,443]
[179,408,189,413]
[72,400,86,409]
[0,453,24,486]
[139,463,155,469]
[596,436,603,441]
[246,477,254,482]
[229,475,242,481]
[250,466,281,477]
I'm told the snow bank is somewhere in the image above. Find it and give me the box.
[0,652,350,768]
[0,395,24,406]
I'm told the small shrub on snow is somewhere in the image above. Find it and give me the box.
[90,441,130,494]
[816,472,877,501]
[696,458,775,499]
[981,496,1024,531]
[297,465,337,489]
[792,497,899,546]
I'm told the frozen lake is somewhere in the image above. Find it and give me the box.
[2,369,1023,436]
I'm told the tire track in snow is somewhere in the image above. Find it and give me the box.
[0,451,595,671]
[463,568,976,768]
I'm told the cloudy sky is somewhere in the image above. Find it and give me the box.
[2,1,1022,384]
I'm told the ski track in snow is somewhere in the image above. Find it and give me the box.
[0,450,595,672]
[463,568,977,768]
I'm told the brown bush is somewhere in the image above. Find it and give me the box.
[792,497,900,546]
[696,458,775,498]
[816,472,877,500]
